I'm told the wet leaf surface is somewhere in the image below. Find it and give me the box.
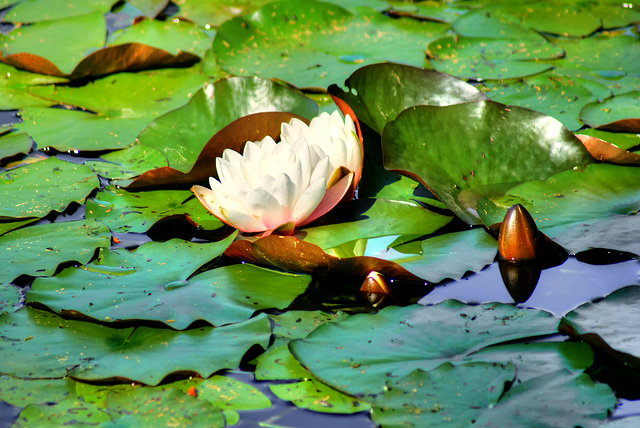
[0,307,271,384]
[0,157,99,219]
[381,100,594,224]
[290,301,559,398]
[580,90,640,132]
[0,219,110,283]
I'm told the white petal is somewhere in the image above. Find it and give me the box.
[245,188,290,230]
[292,177,327,224]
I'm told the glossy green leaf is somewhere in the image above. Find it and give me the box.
[499,2,601,37]
[213,0,448,88]
[2,0,113,23]
[84,144,168,180]
[381,101,594,224]
[427,36,563,80]
[17,108,152,151]
[290,301,559,398]
[329,63,488,134]
[270,379,371,414]
[0,219,111,283]
[0,62,66,109]
[0,376,76,407]
[138,76,318,173]
[0,12,106,76]
[481,73,596,131]
[14,397,114,428]
[0,131,32,161]
[173,0,273,28]
[561,285,640,368]
[472,370,615,427]
[372,363,515,427]
[580,90,640,130]
[0,157,100,219]
[0,218,38,236]
[373,367,614,427]
[478,164,640,255]
[107,17,211,58]
[452,8,545,41]
[27,236,268,329]
[255,311,350,381]
[85,186,223,233]
[388,228,498,283]
[298,198,452,251]
[0,307,271,384]
[27,67,206,119]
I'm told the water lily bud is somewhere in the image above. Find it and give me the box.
[359,271,395,308]
[498,204,541,261]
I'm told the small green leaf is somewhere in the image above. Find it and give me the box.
[0,132,32,162]
[580,90,640,130]
[270,379,371,414]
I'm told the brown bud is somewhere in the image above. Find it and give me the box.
[359,271,394,308]
[498,204,540,261]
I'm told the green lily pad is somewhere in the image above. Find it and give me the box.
[289,301,559,398]
[0,307,271,384]
[472,370,615,427]
[373,367,614,427]
[17,108,152,152]
[2,0,113,23]
[84,144,168,179]
[27,66,206,119]
[381,100,594,224]
[0,12,106,76]
[499,2,602,37]
[387,2,468,23]
[580,90,640,131]
[138,76,318,173]
[298,198,452,251]
[478,163,640,255]
[14,397,114,428]
[269,379,371,414]
[85,185,223,233]
[427,36,563,80]
[576,128,640,151]
[31,262,310,330]
[0,157,100,219]
[561,285,640,369]
[126,0,168,18]
[329,63,488,135]
[372,363,515,427]
[0,376,76,407]
[174,0,274,28]
[0,62,67,109]
[0,131,32,162]
[387,228,498,283]
[0,218,39,236]
[107,17,211,58]
[0,283,19,314]
[27,236,268,329]
[452,8,545,41]
[590,2,640,29]
[480,73,596,131]
[0,219,111,283]
[213,0,448,88]
[255,311,350,381]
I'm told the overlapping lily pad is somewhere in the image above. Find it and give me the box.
[0,131,32,162]
[173,0,274,28]
[137,77,318,174]
[580,90,640,132]
[0,157,100,219]
[478,163,640,255]
[2,0,114,23]
[213,0,448,88]
[0,219,110,283]
[329,63,488,134]
[427,36,564,80]
[86,186,223,232]
[289,301,559,398]
[0,307,271,384]
[83,144,168,179]
[381,100,594,224]
[0,62,66,109]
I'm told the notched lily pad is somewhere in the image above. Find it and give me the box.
[580,90,640,132]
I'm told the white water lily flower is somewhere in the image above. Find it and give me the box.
[192,111,361,234]
[281,110,363,189]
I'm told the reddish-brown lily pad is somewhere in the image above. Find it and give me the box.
[126,112,308,190]
[224,235,422,282]
[575,134,640,166]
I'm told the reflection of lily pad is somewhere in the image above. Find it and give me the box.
[478,164,640,256]
[427,36,563,80]
[329,63,488,134]
[213,0,448,88]
[0,220,111,284]
[0,307,271,384]
[381,100,593,224]
[290,301,558,398]
[0,157,99,219]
